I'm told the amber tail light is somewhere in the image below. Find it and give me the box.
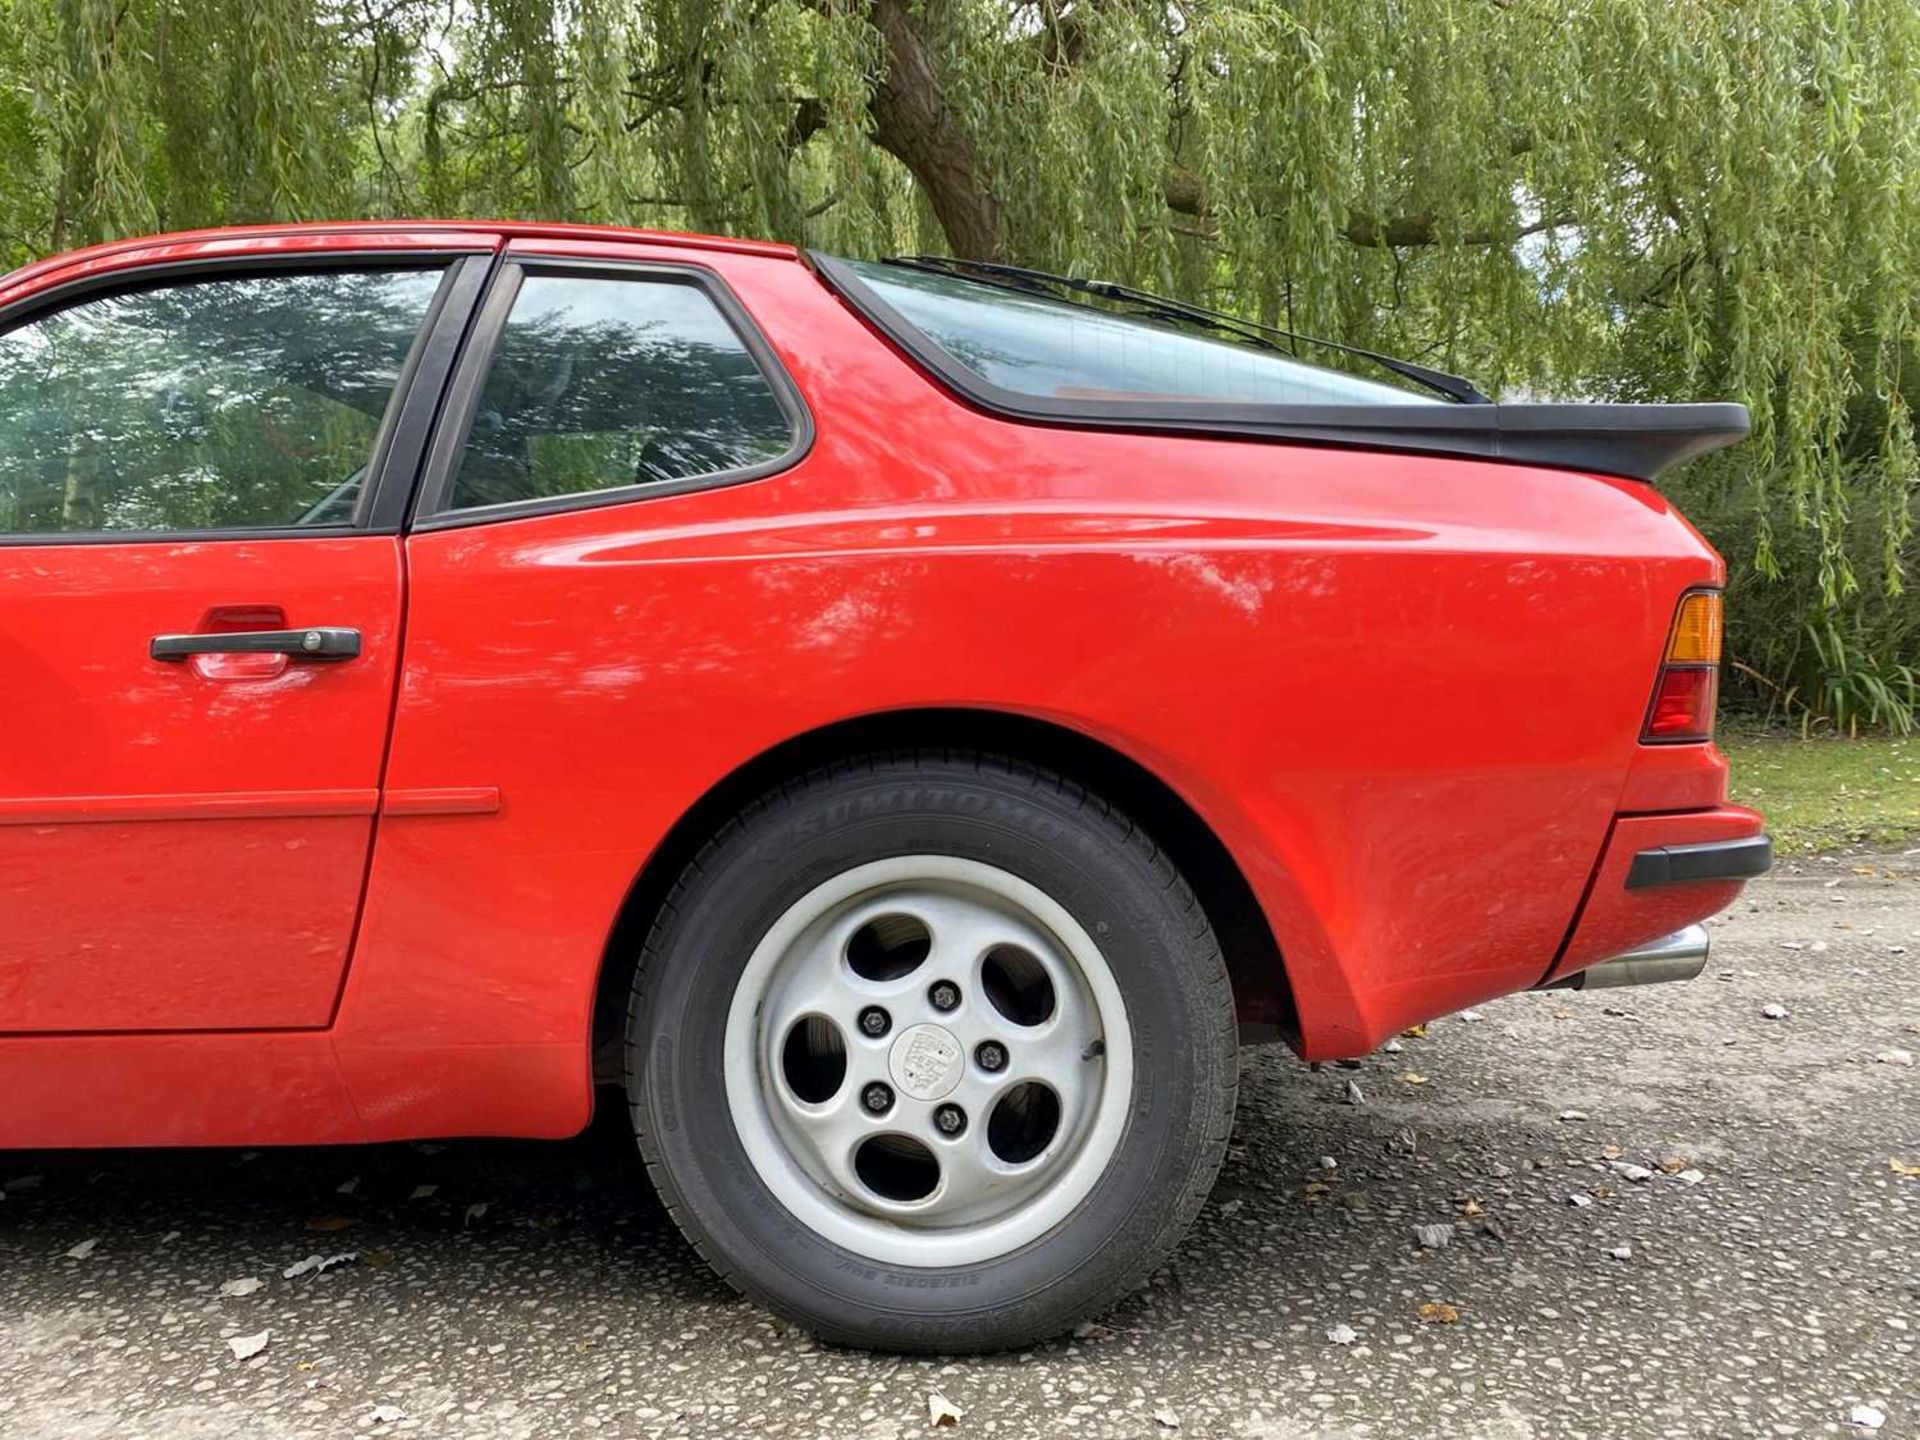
[1642,590,1723,743]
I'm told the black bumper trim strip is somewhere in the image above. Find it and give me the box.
[1625,834,1774,890]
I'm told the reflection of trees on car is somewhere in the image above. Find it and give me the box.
[450,277,793,511]
[0,269,442,533]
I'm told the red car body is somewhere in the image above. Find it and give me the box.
[0,222,1765,1151]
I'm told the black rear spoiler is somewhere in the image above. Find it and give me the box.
[810,251,1749,483]
[1078,399,1750,483]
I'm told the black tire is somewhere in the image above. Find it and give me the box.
[624,751,1238,1352]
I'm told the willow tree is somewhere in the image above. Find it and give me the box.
[2,0,1917,723]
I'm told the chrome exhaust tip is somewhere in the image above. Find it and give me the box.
[1538,924,1711,991]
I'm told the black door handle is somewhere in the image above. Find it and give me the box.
[150,627,361,661]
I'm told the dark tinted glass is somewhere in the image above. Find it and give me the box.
[447,275,795,512]
[845,260,1435,406]
[0,268,444,535]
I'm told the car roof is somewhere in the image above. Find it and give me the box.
[0,220,798,307]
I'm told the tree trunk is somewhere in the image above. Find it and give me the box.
[865,0,1001,259]
[61,448,99,531]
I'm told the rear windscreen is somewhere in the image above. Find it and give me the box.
[843,259,1439,407]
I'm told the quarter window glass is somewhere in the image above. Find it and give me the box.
[446,275,795,512]
[0,269,444,535]
[843,259,1436,406]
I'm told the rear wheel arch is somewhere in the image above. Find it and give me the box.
[589,708,1300,1084]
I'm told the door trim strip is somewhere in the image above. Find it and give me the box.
[381,786,501,816]
[0,790,381,824]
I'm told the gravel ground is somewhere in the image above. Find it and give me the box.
[1,854,1915,1439]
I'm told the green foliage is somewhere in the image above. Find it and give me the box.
[1795,615,1920,737]
[0,0,1916,726]
[1730,606,1920,739]
[1676,446,1920,735]
[1724,726,1920,853]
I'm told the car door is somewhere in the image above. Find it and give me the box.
[0,250,488,1031]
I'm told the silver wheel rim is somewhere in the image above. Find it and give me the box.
[724,855,1134,1267]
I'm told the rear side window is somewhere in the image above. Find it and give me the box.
[446,273,797,513]
[842,259,1433,407]
[0,268,444,535]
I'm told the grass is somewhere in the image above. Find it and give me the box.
[1722,725,1920,855]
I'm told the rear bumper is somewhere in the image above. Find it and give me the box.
[1626,834,1773,889]
[1535,923,1710,991]
[1541,805,1768,987]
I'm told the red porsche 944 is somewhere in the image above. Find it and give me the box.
[0,222,1768,1350]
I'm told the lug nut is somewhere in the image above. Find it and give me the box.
[933,1103,967,1135]
[975,1041,1008,1073]
[861,1082,894,1114]
[928,980,961,1012]
[857,1006,891,1038]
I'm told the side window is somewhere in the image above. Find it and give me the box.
[0,268,444,536]
[445,273,796,513]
